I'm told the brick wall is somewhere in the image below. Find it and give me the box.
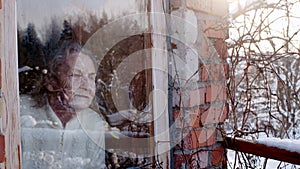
[170,0,228,168]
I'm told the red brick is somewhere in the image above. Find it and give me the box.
[186,0,212,14]
[205,20,227,39]
[211,0,229,17]
[183,128,216,150]
[214,39,228,59]
[205,29,226,39]
[206,85,226,103]
[189,87,206,107]
[212,64,227,81]
[173,109,188,128]
[174,154,191,169]
[200,64,208,82]
[211,146,226,166]
[193,104,228,126]
[171,0,181,9]
[200,38,226,59]
[189,113,201,128]
[224,63,229,79]
[190,151,209,168]
[0,134,5,162]
[174,110,204,128]
[200,39,212,58]
[201,64,227,82]
[173,88,190,108]
[173,110,180,121]
[186,0,228,17]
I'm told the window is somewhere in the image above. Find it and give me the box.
[0,0,171,168]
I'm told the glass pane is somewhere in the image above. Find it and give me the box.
[17,1,152,168]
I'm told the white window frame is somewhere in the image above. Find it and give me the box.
[1,0,22,168]
[150,0,171,168]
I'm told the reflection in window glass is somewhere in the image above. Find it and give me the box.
[17,1,152,168]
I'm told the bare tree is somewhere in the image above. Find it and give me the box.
[226,0,300,168]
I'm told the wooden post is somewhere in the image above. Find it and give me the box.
[0,0,22,168]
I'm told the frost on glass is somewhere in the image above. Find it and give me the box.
[17,0,151,168]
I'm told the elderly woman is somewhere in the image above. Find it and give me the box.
[20,41,106,169]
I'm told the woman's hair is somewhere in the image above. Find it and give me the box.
[48,41,82,80]
[31,40,82,107]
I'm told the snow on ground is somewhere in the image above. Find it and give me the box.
[227,149,300,169]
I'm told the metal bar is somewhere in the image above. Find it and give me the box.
[224,136,300,165]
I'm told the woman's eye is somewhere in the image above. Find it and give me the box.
[69,74,82,78]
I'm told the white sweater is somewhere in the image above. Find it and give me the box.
[20,95,106,169]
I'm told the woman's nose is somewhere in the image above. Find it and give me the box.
[79,75,90,86]
[80,75,95,87]
[81,75,88,82]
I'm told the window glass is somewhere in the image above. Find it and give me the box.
[17,1,152,168]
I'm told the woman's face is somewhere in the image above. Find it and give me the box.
[56,52,96,111]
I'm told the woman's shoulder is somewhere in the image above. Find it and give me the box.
[19,94,43,127]
[19,94,38,113]
[19,94,47,119]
